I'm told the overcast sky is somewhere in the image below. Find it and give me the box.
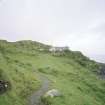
[0,0,105,62]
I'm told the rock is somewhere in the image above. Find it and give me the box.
[44,89,61,98]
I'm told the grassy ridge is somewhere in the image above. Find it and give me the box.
[0,40,105,105]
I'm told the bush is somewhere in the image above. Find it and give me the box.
[41,96,52,105]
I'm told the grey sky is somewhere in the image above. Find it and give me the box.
[0,0,105,62]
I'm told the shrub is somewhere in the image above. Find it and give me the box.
[41,96,52,105]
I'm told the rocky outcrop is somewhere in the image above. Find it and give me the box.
[98,65,105,79]
[44,89,61,98]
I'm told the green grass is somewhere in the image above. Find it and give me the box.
[0,48,40,105]
[0,40,105,105]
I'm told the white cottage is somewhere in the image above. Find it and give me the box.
[49,46,69,52]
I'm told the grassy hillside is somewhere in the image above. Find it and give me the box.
[0,40,105,105]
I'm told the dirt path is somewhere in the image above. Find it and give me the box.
[29,74,50,105]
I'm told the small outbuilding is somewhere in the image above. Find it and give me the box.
[49,46,69,52]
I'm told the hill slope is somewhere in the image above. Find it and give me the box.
[0,40,105,105]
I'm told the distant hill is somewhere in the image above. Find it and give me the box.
[0,40,105,105]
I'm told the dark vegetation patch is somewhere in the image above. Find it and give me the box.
[0,69,11,94]
[0,80,11,94]
[0,69,3,80]
[41,96,52,105]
